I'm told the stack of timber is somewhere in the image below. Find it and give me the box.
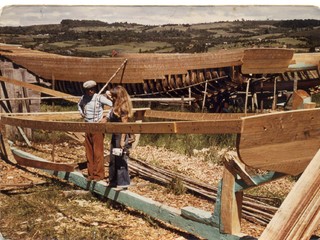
[129,156,278,226]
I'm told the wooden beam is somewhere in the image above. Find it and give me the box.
[12,146,77,172]
[0,108,148,121]
[260,149,320,240]
[223,151,256,186]
[220,166,243,234]
[0,115,242,134]
[0,76,79,103]
[144,110,255,121]
[131,97,195,102]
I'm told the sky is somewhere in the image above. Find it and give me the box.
[0,1,319,26]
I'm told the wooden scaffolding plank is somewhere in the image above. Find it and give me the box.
[260,149,320,240]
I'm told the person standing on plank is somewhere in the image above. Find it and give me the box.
[78,80,113,181]
[107,85,135,188]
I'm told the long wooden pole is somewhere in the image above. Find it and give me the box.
[244,78,251,115]
[98,59,128,94]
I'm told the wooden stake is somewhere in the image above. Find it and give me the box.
[98,59,128,94]
[244,78,251,115]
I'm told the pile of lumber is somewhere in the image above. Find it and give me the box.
[128,157,278,225]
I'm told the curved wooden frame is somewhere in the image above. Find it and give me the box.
[1,108,319,175]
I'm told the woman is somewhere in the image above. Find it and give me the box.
[107,85,134,188]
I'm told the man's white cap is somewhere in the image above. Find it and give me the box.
[83,80,97,89]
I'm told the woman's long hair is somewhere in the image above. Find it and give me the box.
[110,85,133,118]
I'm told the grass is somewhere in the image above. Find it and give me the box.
[49,41,77,48]
[0,183,124,240]
[76,41,172,53]
[167,177,186,195]
[138,133,235,166]
[275,37,307,45]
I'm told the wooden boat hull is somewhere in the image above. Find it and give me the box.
[1,45,319,98]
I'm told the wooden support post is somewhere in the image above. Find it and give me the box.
[0,81,31,147]
[260,81,264,113]
[52,74,55,110]
[223,152,256,187]
[252,92,258,113]
[244,78,251,115]
[260,149,320,240]
[0,123,16,163]
[202,80,208,113]
[181,96,184,111]
[220,161,243,234]
[272,77,277,110]
[293,79,298,91]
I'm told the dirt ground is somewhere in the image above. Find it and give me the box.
[0,139,313,240]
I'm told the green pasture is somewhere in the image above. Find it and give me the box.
[275,37,307,46]
[71,25,144,33]
[75,41,173,53]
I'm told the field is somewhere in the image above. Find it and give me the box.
[1,19,319,56]
[0,18,320,239]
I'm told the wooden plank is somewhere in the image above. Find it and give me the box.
[12,146,77,172]
[260,149,320,240]
[0,76,79,103]
[292,52,320,66]
[242,67,291,74]
[220,166,242,234]
[237,108,320,175]
[223,151,256,186]
[145,110,255,121]
[181,206,216,226]
[174,120,242,134]
[1,116,106,133]
[1,115,243,134]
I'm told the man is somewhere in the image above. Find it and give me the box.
[78,80,113,181]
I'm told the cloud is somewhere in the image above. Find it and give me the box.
[0,5,319,26]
